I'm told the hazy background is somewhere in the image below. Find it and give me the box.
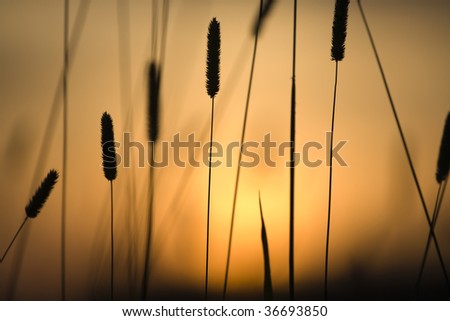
[1,0,450,300]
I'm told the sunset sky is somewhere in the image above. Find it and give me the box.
[1,0,450,300]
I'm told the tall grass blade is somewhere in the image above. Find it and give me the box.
[223,0,264,300]
[258,192,273,300]
[288,0,298,301]
[417,112,450,294]
[26,169,59,218]
[61,0,69,301]
[1,169,59,263]
[101,112,117,300]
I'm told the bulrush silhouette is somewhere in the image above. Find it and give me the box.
[205,17,220,300]
[325,0,349,300]
[259,192,273,301]
[223,0,269,300]
[357,0,449,293]
[101,112,117,300]
[417,112,450,294]
[1,170,59,263]
[331,0,348,62]
[206,18,220,99]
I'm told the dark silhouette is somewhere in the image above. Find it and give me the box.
[1,170,59,263]
[289,0,298,301]
[142,62,161,300]
[357,0,449,291]
[325,0,349,300]
[417,112,450,294]
[223,0,266,300]
[205,17,221,300]
[61,0,69,301]
[101,112,118,300]
[259,192,273,300]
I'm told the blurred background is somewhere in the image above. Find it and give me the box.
[1,0,450,300]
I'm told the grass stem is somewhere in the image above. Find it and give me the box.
[223,0,263,300]
[206,97,215,300]
[0,218,28,263]
[61,0,69,301]
[416,179,449,294]
[111,180,114,300]
[325,61,339,300]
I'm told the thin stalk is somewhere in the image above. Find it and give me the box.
[357,0,449,288]
[325,61,339,301]
[142,144,155,300]
[150,41,252,270]
[61,0,69,301]
[222,0,263,300]
[206,97,216,300]
[110,181,114,300]
[416,178,449,293]
[435,179,449,222]
[289,0,298,301]
[0,218,28,263]
[149,42,252,270]
[259,192,273,301]
[116,0,135,299]
[151,0,158,61]
[416,182,443,293]
[159,0,169,69]
[6,0,90,300]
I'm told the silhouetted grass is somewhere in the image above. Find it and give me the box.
[4,0,450,302]
[61,0,69,301]
[1,170,59,263]
[205,17,220,300]
[4,0,91,301]
[142,61,161,300]
[223,0,266,300]
[258,192,273,300]
[325,0,349,301]
[416,112,450,294]
[357,0,449,292]
[288,0,298,301]
[101,112,118,300]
